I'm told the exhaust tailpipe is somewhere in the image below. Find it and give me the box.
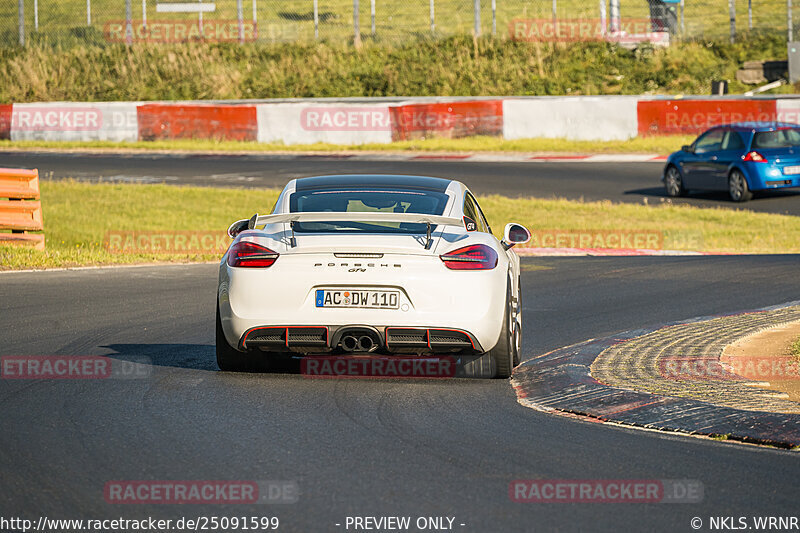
[358,336,374,352]
[342,335,358,352]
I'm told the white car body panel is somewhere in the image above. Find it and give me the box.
[217,175,522,357]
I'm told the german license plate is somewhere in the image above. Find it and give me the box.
[783,165,800,175]
[315,289,399,309]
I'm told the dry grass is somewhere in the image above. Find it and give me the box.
[0,32,793,102]
[3,180,800,270]
[0,134,694,154]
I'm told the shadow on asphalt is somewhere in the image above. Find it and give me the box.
[624,187,800,203]
[103,343,301,373]
[101,343,497,378]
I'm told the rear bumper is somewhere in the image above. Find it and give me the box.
[744,163,800,190]
[238,324,483,355]
[218,252,508,354]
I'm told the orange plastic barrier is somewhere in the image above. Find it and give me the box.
[0,168,45,250]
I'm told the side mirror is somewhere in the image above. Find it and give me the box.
[681,145,693,153]
[502,223,531,250]
[227,213,259,239]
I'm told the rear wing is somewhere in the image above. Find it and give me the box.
[254,212,463,227]
[228,212,465,249]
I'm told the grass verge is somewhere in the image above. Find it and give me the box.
[0,135,693,155]
[2,180,799,270]
[0,33,794,102]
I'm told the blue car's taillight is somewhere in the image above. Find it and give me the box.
[743,151,768,163]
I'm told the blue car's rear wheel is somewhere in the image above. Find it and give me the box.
[664,166,686,197]
[728,169,752,202]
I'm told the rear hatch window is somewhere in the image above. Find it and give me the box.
[289,188,450,234]
[752,128,800,149]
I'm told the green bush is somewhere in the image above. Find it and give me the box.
[0,33,792,102]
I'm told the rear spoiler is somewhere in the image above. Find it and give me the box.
[255,212,463,227]
[228,212,465,249]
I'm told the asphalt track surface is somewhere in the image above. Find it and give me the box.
[2,150,800,215]
[2,256,799,532]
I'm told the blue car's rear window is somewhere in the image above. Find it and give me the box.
[752,128,800,149]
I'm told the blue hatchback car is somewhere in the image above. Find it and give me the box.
[663,122,800,202]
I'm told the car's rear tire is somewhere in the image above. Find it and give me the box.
[664,166,686,197]
[512,280,522,367]
[488,282,515,379]
[216,303,254,372]
[729,169,753,202]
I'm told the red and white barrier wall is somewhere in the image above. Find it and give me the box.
[503,96,640,141]
[1,96,800,145]
[6,102,140,142]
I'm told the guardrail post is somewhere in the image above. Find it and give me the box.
[353,0,361,46]
[252,0,257,40]
[474,0,481,37]
[18,0,24,46]
[314,0,319,39]
[429,0,435,33]
[609,0,619,33]
[552,0,557,29]
[237,0,244,43]
[790,0,794,42]
[729,0,736,43]
[126,0,133,44]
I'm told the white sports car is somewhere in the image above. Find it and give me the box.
[217,175,531,378]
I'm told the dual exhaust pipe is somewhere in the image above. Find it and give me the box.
[341,335,376,352]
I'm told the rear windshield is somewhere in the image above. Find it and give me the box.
[289,188,449,234]
[752,128,800,149]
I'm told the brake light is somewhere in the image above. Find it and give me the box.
[227,240,279,268]
[743,151,768,163]
[440,244,498,270]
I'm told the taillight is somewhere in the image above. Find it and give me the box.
[440,244,498,270]
[743,151,768,163]
[227,240,279,268]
